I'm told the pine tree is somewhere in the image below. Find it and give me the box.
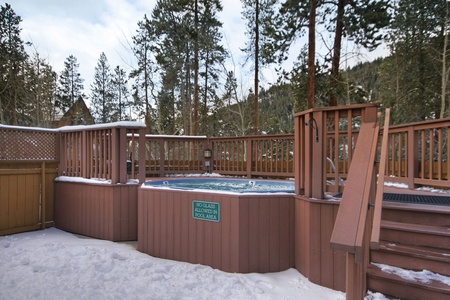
[146,0,226,135]
[379,0,444,123]
[241,0,277,133]
[57,55,84,114]
[90,52,116,123]
[112,66,130,121]
[0,3,28,125]
[131,16,157,132]
[26,51,57,127]
[261,0,390,107]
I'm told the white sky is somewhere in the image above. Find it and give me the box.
[8,0,252,95]
[7,0,387,102]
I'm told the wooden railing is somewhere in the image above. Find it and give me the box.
[210,134,294,178]
[385,118,450,190]
[294,104,380,198]
[59,122,146,184]
[329,109,386,300]
[131,134,295,178]
[136,135,208,177]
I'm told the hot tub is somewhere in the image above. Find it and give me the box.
[138,178,295,273]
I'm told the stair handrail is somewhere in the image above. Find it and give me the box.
[370,108,390,249]
[330,111,381,299]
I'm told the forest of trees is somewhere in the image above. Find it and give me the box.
[0,1,449,135]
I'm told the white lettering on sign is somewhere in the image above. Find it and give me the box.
[192,200,220,222]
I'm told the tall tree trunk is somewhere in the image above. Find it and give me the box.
[203,51,209,135]
[254,0,260,135]
[329,0,345,107]
[441,1,449,119]
[307,0,316,109]
[193,0,199,135]
[144,45,150,133]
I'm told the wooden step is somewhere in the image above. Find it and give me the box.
[367,263,450,300]
[382,202,450,227]
[380,220,450,249]
[371,241,450,277]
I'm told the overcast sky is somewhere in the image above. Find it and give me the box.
[8,0,255,94]
[7,0,387,101]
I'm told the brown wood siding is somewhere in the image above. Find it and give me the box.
[54,182,138,241]
[138,188,295,273]
[0,162,57,235]
[295,196,346,292]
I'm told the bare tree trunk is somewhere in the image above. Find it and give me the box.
[253,0,259,135]
[441,1,449,119]
[307,0,316,109]
[329,0,345,107]
[193,0,199,135]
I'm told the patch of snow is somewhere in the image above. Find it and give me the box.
[416,186,450,194]
[58,121,146,132]
[0,228,350,300]
[373,263,450,286]
[55,176,112,184]
[384,181,408,189]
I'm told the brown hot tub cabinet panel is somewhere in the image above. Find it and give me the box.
[55,181,138,241]
[138,187,295,273]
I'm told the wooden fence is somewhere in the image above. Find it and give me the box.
[0,125,59,235]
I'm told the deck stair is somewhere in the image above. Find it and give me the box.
[367,200,450,299]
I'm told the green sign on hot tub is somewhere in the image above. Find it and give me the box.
[192,200,220,222]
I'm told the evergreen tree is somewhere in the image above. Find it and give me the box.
[214,71,254,136]
[57,55,84,114]
[197,0,227,135]
[26,51,58,127]
[90,52,116,123]
[259,84,294,133]
[241,0,277,134]
[380,0,445,123]
[131,16,157,132]
[112,66,130,121]
[0,3,28,125]
[147,0,226,135]
[261,0,390,107]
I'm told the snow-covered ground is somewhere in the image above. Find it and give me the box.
[0,228,389,300]
[2,176,448,299]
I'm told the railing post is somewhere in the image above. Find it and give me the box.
[59,133,66,176]
[407,126,419,189]
[294,115,301,194]
[81,130,87,178]
[303,112,312,197]
[111,128,119,184]
[119,127,127,184]
[41,161,46,230]
[246,138,252,178]
[138,128,146,183]
[159,138,165,177]
[309,111,326,199]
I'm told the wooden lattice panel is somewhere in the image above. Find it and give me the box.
[0,128,57,161]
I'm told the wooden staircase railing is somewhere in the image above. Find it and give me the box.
[330,109,390,299]
[370,109,390,249]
